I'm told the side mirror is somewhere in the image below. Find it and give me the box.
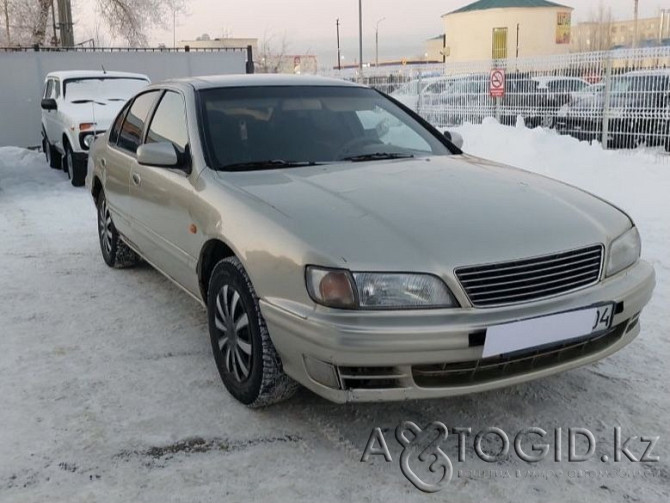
[137,142,180,168]
[444,130,464,149]
[41,98,57,111]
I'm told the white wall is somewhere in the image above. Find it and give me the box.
[0,50,248,147]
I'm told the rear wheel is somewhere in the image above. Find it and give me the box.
[207,256,298,407]
[43,134,61,170]
[63,143,86,187]
[96,192,140,268]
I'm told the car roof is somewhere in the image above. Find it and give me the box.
[623,69,670,76]
[160,74,364,90]
[45,70,150,81]
[533,76,588,83]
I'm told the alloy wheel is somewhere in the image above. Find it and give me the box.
[98,198,113,255]
[214,285,253,383]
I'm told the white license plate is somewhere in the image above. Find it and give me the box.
[483,304,614,358]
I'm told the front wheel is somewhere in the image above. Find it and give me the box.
[207,257,298,407]
[97,192,140,268]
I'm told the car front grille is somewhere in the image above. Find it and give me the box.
[412,320,628,388]
[455,245,603,307]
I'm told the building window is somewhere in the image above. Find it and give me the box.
[492,27,508,59]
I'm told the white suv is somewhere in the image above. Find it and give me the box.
[41,70,150,186]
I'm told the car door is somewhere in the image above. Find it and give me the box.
[102,90,162,242]
[43,79,59,144]
[129,89,200,295]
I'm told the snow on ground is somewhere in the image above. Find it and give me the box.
[0,125,669,502]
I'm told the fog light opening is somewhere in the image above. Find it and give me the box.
[303,356,340,389]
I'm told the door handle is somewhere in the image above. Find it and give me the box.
[100,158,106,168]
[132,173,141,186]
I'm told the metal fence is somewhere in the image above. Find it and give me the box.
[323,47,670,155]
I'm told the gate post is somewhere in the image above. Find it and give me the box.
[246,45,254,74]
[601,52,613,149]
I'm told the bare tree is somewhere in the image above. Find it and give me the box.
[575,2,613,52]
[1,0,48,46]
[96,0,186,46]
[31,0,51,45]
[2,0,10,45]
[3,0,187,47]
[257,31,290,73]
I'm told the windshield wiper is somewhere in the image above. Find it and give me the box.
[70,99,107,105]
[340,152,415,162]
[221,160,321,171]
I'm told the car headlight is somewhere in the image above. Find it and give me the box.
[306,267,458,309]
[83,134,95,148]
[606,227,641,277]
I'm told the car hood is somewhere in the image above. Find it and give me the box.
[61,100,126,131]
[217,156,631,271]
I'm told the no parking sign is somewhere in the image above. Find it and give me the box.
[490,69,505,98]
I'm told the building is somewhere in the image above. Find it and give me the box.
[424,35,446,62]
[572,13,670,52]
[442,0,574,62]
[256,55,319,75]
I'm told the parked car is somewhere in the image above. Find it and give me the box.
[41,70,150,186]
[425,74,493,126]
[532,76,591,107]
[501,77,553,128]
[557,71,670,150]
[88,75,654,407]
[571,81,605,101]
[390,76,445,112]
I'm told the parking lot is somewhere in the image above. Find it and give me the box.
[1,121,669,502]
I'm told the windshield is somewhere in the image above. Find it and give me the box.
[199,85,453,170]
[63,77,149,102]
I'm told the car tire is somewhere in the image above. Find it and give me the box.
[207,256,298,408]
[63,143,86,187]
[97,192,140,268]
[43,134,61,170]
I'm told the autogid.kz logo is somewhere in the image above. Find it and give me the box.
[362,422,454,493]
[361,422,660,493]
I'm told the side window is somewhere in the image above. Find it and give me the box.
[117,91,160,154]
[44,80,54,99]
[108,102,131,145]
[145,91,188,153]
[355,105,433,153]
[53,80,60,98]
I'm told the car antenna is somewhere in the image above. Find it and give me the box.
[101,65,107,74]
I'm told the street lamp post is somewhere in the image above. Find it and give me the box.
[336,18,341,70]
[358,0,363,76]
[375,17,386,67]
[632,0,639,49]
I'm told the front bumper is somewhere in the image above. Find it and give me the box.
[260,260,655,403]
